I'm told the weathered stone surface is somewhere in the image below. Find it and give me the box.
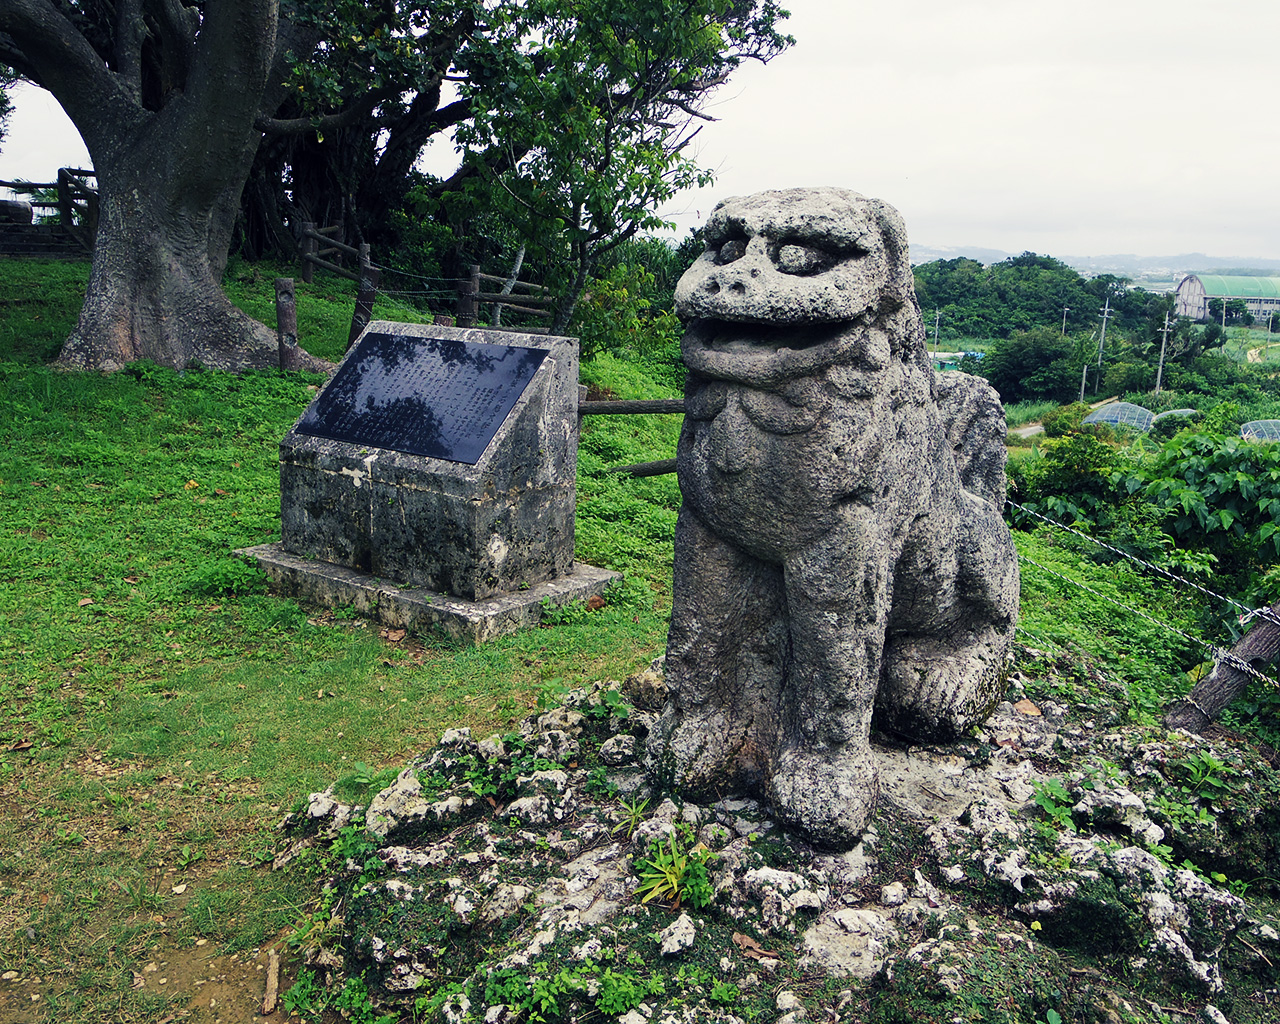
[658,912,696,955]
[275,675,1280,1022]
[279,321,579,601]
[237,542,620,644]
[651,187,1020,849]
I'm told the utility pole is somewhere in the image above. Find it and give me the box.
[1078,329,1098,404]
[1154,311,1173,395]
[932,310,941,356]
[1061,305,1070,335]
[1094,297,1112,394]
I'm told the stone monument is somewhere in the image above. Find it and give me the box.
[242,320,618,641]
[649,188,1019,849]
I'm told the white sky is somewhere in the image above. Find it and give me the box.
[4,0,1279,260]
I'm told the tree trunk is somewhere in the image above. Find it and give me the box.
[1163,602,1280,733]
[58,161,280,372]
[1,0,328,373]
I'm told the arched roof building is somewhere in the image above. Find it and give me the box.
[1175,274,1280,322]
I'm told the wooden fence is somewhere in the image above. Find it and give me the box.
[0,168,99,251]
[298,231,558,340]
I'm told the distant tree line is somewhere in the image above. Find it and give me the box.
[913,252,1160,339]
[912,252,1280,405]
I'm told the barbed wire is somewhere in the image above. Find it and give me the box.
[366,261,456,284]
[1006,497,1280,631]
[1017,551,1280,690]
[377,286,457,300]
[1012,622,1073,656]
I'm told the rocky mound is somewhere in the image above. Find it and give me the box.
[272,656,1280,1024]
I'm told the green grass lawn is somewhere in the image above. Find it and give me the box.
[0,258,1225,1022]
[0,258,683,1022]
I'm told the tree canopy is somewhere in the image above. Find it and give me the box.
[244,0,792,326]
[0,0,791,370]
[914,252,1160,340]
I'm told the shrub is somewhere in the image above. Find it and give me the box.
[1041,402,1091,437]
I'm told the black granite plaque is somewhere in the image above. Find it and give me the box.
[296,331,547,464]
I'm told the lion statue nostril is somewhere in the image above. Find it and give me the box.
[730,282,746,295]
[706,280,720,294]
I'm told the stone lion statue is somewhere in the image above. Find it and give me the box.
[649,187,1019,849]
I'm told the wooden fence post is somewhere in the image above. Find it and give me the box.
[56,169,73,228]
[276,278,304,371]
[300,221,316,284]
[347,243,381,350]
[456,263,479,327]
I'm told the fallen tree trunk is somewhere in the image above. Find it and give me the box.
[1163,601,1280,733]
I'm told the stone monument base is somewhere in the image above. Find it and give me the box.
[237,543,621,644]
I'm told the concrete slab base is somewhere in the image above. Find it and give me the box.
[236,543,623,644]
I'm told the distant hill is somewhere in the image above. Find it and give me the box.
[911,245,1280,292]
[909,244,1015,267]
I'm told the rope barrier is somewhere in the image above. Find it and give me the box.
[377,287,457,300]
[1016,551,1280,691]
[366,261,456,284]
[1006,498,1280,631]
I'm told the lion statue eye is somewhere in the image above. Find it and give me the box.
[776,243,835,276]
[716,238,747,264]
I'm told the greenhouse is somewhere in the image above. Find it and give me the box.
[1081,402,1155,432]
[1240,420,1280,441]
[1073,408,1280,440]
[1174,274,1280,322]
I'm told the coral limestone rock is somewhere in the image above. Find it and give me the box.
[652,187,1019,849]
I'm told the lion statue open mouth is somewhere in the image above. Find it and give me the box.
[648,187,1020,850]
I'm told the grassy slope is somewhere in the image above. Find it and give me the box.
[0,259,681,1022]
[0,258,1240,1022]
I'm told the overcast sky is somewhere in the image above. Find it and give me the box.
[4,0,1279,261]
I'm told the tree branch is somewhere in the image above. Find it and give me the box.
[168,0,276,203]
[255,84,402,135]
[144,0,199,94]
[116,0,145,102]
[0,0,145,153]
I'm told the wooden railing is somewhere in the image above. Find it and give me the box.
[0,168,98,251]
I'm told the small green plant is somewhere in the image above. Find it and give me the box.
[584,686,631,722]
[539,596,592,627]
[634,829,715,909]
[179,556,267,597]
[332,975,398,1024]
[249,844,276,865]
[535,677,572,709]
[584,766,618,799]
[120,875,164,910]
[282,968,328,1023]
[595,967,648,1015]
[175,844,205,869]
[1031,778,1077,832]
[708,979,740,1005]
[1171,750,1236,802]
[460,752,499,797]
[612,795,649,838]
